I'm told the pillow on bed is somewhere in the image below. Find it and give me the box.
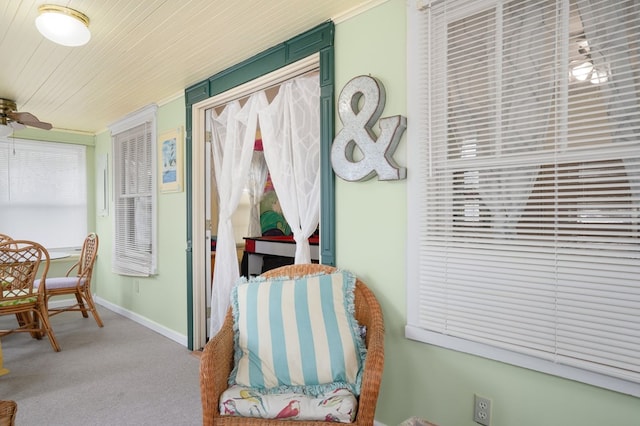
[229,270,366,396]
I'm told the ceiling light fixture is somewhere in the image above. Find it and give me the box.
[569,37,609,85]
[35,4,91,47]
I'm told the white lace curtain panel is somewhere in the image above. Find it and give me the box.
[209,97,259,335]
[246,151,268,238]
[208,75,320,335]
[259,76,321,264]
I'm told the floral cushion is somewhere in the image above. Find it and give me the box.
[0,289,37,307]
[220,384,357,423]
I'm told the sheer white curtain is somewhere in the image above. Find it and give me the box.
[236,94,270,238]
[245,151,269,237]
[209,94,262,335]
[259,75,320,263]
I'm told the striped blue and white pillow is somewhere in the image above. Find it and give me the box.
[229,270,366,396]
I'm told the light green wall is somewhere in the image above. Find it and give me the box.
[93,96,188,335]
[12,127,94,146]
[79,1,639,424]
[334,1,640,425]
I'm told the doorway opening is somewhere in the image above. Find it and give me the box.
[185,22,336,350]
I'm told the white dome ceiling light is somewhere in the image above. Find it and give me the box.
[35,5,91,47]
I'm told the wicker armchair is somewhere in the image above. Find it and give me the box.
[0,240,60,352]
[0,400,17,426]
[200,264,385,425]
[34,233,103,327]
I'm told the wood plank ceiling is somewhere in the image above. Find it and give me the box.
[0,0,384,134]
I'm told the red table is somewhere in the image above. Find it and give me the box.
[243,235,319,276]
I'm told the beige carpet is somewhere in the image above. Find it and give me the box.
[0,306,202,425]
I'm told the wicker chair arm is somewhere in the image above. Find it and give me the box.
[201,308,235,426]
[64,261,80,277]
[0,400,17,426]
[352,281,385,425]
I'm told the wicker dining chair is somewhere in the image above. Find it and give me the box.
[0,235,13,245]
[34,233,103,327]
[0,400,17,426]
[200,263,385,425]
[0,240,61,352]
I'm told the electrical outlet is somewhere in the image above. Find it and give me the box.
[473,394,491,426]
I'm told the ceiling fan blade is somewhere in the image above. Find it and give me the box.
[7,111,53,130]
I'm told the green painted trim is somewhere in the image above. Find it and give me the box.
[184,21,336,350]
[207,45,287,97]
[319,47,336,266]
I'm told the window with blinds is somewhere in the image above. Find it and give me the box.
[406,0,640,396]
[110,105,157,276]
[0,138,87,248]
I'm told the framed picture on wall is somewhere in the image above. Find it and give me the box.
[158,127,183,193]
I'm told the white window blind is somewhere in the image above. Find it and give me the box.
[406,0,640,396]
[110,105,157,276]
[0,138,87,248]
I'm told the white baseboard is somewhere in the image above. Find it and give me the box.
[91,296,188,347]
[374,421,387,426]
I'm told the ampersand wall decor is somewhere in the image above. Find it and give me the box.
[331,75,407,181]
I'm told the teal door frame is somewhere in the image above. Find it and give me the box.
[184,21,336,350]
